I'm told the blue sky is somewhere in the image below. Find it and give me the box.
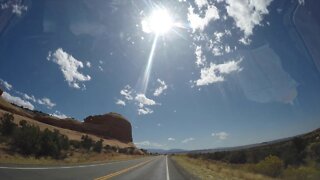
[1,0,320,150]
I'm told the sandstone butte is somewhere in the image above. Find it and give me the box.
[0,89,133,144]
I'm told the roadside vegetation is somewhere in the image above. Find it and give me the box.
[0,113,143,164]
[172,129,320,179]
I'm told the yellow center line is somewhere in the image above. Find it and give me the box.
[94,157,158,180]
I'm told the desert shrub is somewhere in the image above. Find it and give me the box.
[38,129,69,158]
[81,135,93,150]
[93,139,103,153]
[308,142,320,163]
[19,120,27,127]
[282,166,320,180]
[0,113,16,136]
[12,123,41,155]
[70,140,81,149]
[12,122,70,158]
[251,155,284,177]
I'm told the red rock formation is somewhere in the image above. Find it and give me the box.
[84,113,133,143]
[33,112,133,143]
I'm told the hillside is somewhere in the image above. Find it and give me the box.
[0,95,135,149]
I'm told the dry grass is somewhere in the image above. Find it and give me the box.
[0,143,143,165]
[172,155,275,180]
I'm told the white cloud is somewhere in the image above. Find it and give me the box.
[195,0,208,9]
[196,59,242,86]
[212,132,229,140]
[168,137,175,141]
[137,107,153,115]
[1,3,28,16]
[23,94,36,102]
[86,61,91,68]
[98,66,103,71]
[182,137,195,143]
[99,60,103,64]
[2,92,34,110]
[115,99,126,106]
[50,111,68,119]
[153,79,167,96]
[135,94,156,106]
[120,85,133,100]
[188,4,220,32]
[195,46,206,66]
[37,98,56,109]
[135,141,163,148]
[0,79,13,90]
[12,4,28,16]
[225,0,273,38]
[48,48,91,89]
[157,123,161,127]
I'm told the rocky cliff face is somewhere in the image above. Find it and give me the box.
[84,113,133,143]
[34,112,133,143]
[0,96,134,144]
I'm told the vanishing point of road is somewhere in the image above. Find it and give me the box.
[0,155,196,180]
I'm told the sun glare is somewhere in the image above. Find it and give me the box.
[142,8,174,35]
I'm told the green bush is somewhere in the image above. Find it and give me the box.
[93,139,103,153]
[0,113,16,136]
[12,121,70,158]
[252,155,284,177]
[12,123,41,155]
[81,135,93,150]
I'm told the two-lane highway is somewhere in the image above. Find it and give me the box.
[0,156,195,180]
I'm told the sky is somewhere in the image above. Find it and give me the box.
[0,0,320,150]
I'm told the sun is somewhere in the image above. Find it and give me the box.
[141,8,174,35]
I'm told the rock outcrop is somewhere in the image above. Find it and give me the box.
[84,113,133,143]
[34,112,133,143]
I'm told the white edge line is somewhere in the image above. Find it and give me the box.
[0,158,148,170]
[166,155,170,180]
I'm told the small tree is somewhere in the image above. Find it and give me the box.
[81,135,93,151]
[0,113,16,136]
[93,139,103,153]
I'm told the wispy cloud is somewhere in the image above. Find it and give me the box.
[37,98,56,109]
[195,59,242,86]
[120,85,133,100]
[168,137,175,141]
[86,61,91,68]
[1,3,28,16]
[50,111,68,119]
[135,141,163,148]
[0,79,13,90]
[115,99,126,106]
[153,79,167,96]
[137,107,153,115]
[47,48,91,89]
[2,91,34,110]
[212,132,229,140]
[182,137,195,143]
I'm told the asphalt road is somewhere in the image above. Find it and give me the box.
[0,155,195,180]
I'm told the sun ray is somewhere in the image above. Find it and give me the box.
[141,35,159,94]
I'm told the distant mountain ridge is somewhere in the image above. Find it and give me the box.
[148,128,320,154]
